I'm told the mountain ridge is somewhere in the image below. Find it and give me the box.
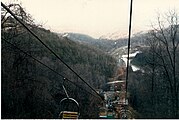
[56,31,148,55]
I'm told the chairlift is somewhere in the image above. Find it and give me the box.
[59,78,80,119]
[119,109,132,119]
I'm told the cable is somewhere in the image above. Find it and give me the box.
[2,38,102,100]
[1,2,101,98]
[125,0,133,105]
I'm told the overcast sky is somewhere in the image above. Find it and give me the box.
[2,0,179,38]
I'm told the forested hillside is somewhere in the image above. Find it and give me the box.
[2,2,179,119]
[128,12,179,118]
[1,4,117,118]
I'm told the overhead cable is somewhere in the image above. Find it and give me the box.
[1,2,101,99]
[2,38,102,100]
[125,0,133,104]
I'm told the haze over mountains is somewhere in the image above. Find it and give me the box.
[99,31,128,40]
[57,30,148,55]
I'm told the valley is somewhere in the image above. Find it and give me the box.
[2,1,179,118]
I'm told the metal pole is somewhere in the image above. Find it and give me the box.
[63,78,69,98]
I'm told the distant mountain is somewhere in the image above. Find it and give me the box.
[56,31,149,55]
[57,32,116,52]
[58,32,97,44]
[99,32,128,40]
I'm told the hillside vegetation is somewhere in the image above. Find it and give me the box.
[1,4,117,118]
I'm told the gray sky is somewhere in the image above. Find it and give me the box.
[2,0,179,38]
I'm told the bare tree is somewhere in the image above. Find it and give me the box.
[148,10,179,118]
[1,3,39,118]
